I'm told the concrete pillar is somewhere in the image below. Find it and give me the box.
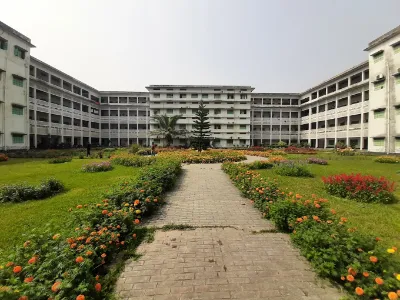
[136,107,139,145]
[117,106,120,146]
[346,93,350,146]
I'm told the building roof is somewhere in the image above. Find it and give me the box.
[0,21,35,47]
[252,92,300,98]
[364,25,400,51]
[300,60,369,97]
[146,85,255,91]
[98,91,149,95]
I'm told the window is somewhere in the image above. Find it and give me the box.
[396,138,400,148]
[240,94,247,99]
[12,105,24,115]
[167,94,173,98]
[12,134,24,144]
[180,94,186,98]
[372,51,384,63]
[179,124,186,129]
[227,94,234,99]
[214,109,221,115]
[393,42,400,54]
[153,110,160,115]
[395,75,400,85]
[374,110,385,119]
[191,94,198,98]
[166,109,173,114]
[227,110,234,115]
[227,140,233,144]
[227,124,234,129]
[179,108,186,114]
[396,106,400,115]
[374,82,384,90]
[0,37,7,50]
[154,94,160,98]
[14,46,26,59]
[240,125,246,130]
[192,109,198,114]
[12,76,24,87]
[214,124,221,129]
[240,110,247,115]
[202,94,208,99]
[373,138,384,147]
[214,94,221,99]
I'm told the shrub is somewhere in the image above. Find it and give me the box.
[322,173,396,204]
[96,151,103,159]
[82,161,113,173]
[0,178,64,203]
[78,154,84,159]
[284,146,317,154]
[336,147,355,156]
[48,157,72,164]
[0,153,8,162]
[307,157,328,165]
[274,161,313,177]
[277,140,287,148]
[335,141,347,149]
[375,156,400,164]
[159,150,246,164]
[247,160,273,170]
[137,149,151,156]
[110,154,156,167]
[0,158,181,299]
[129,144,140,154]
[103,148,116,152]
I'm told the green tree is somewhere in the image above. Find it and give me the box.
[151,114,185,146]
[191,101,211,151]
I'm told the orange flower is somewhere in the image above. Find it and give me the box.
[132,234,137,239]
[102,210,108,215]
[375,277,384,285]
[75,256,84,263]
[18,296,28,300]
[95,283,102,292]
[28,257,37,264]
[70,243,77,249]
[134,219,140,224]
[6,262,14,267]
[348,268,357,276]
[355,287,364,296]
[76,295,85,300]
[375,237,381,241]
[340,276,345,281]
[134,200,140,206]
[76,205,83,209]
[23,241,31,247]
[86,251,93,256]
[101,253,107,258]
[51,281,61,292]
[24,277,34,283]
[13,266,22,273]
[370,256,378,263]
[330,209,336,214]
[312,215,319,221]
[388,292,398,300]
[362,271,369,277]
[52,234,60,240]
[95,275,100,281]
[346,275,354,282]
[315,204,321,208]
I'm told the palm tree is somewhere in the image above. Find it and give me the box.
[151,114,186,146]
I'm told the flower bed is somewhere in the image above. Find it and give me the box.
[0,158,181,299]
[243,150,270,158]
[110,154,156,167]
[274,161,313,177]
[158,150,246,164]
[0,153,8,162]
[307,157,328,165]
[336,147,355,156]
[375,156,400,164]
[322,173,396,204]
[0,178,64,203]
[82,161,113,173]
[48,157,72,164]
[284,146,317,154]
[222,163,400,299]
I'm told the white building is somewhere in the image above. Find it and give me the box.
[0,21,400,152]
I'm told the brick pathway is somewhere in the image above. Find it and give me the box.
[116,159,343,300]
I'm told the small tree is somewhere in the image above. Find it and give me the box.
[191,101,211,151]
[151,114,186,146]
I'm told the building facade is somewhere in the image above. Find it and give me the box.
[1,21,400,152]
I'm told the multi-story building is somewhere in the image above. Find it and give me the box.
[0,20,399,152]
[147,85,253,148]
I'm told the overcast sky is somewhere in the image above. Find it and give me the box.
[2,0,400,93]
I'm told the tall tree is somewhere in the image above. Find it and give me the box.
[151,114,185,146]
[191,101,211,151]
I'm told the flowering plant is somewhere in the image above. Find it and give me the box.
[307,157,328,165]
[375,156,400,164]
[0,154,8,162]
[82,161,113,172]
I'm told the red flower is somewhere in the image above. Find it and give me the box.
[95,283,102,292]
[13,266,22,273]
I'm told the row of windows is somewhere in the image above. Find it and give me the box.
[0,36,27,59]
[154,93,247,100]
[156,109,247,115]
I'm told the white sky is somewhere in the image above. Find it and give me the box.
[2,0,400,92]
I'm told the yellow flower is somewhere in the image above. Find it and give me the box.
[135,210,141,214]
[396,274,400,281]
[388,248,396,254]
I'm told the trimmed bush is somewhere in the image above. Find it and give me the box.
[0,158,181,299]
[322,173,396,204]
[375,156,400,163]
[110,154,156,167]
[0,153,8,162]
[307,157,328,165]
[82,161,113,173]
[247,160,273,170]
[274,161,313,177]
[137,149,151,156]
[284,146,317,154]
[48,157,72,164]
[159,150,246,164]
[129,144,140,154]
[0,178,64,203]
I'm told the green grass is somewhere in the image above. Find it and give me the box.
[258,153,400,249]
[0,158,138,258]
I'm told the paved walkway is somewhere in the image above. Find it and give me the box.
[116,158,343,300]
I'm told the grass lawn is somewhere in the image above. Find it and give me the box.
[257,153,400,249]
[0,158,138,258]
